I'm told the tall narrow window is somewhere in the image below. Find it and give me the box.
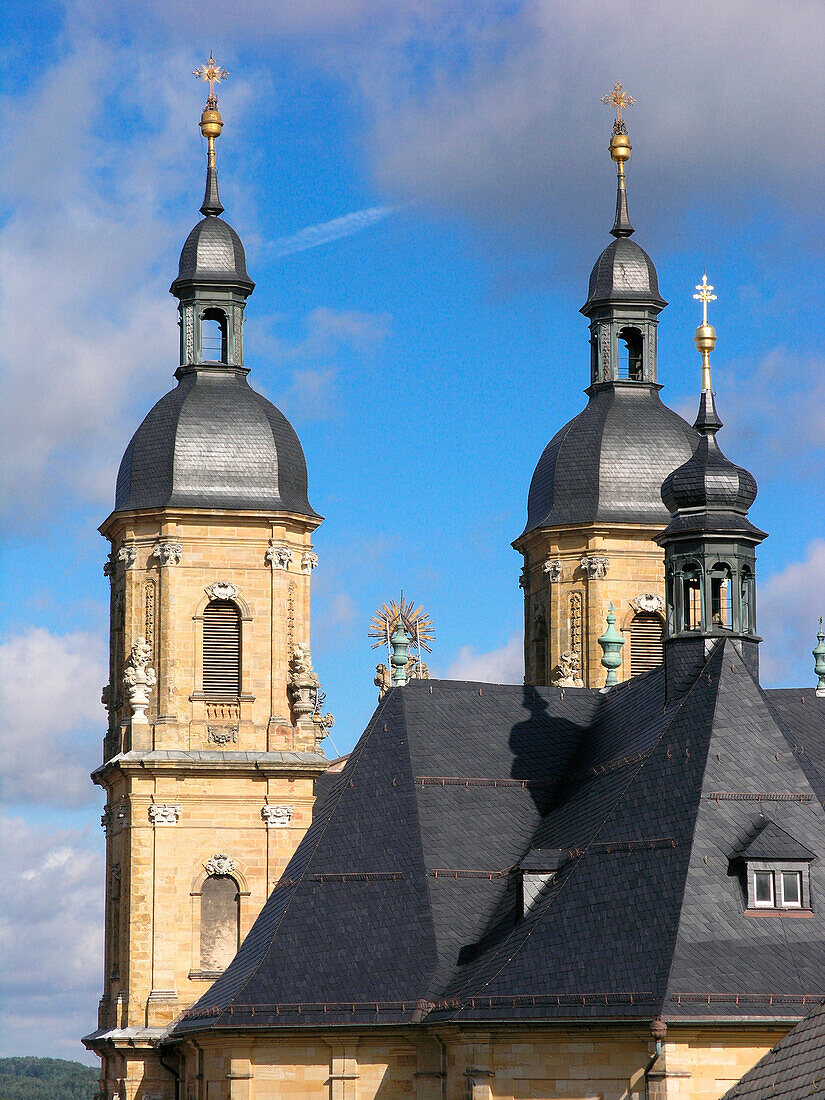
[617,327,643,381]
[203,599,241,698]
[630,612,664,675]
[201,308,227,362]
[711,563,733,629]
[534,618,548,687]
[681,565,702,631]
[740,567,754,634]
[200,875,239,972]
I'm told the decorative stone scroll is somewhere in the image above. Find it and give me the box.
[208,725,238,745]
[144,582,156,646]
[117,545,137,568]
[580,555,610,579]
[265,545,293,570]
[149,803,181,825]
[204,853,236,876]
[632,592,664,614]
[570,591,583,656]
[205,581,238,601]
[151,541,182,566]
[262,805,294,828]
[543,558,563,582]
[123,637,156,725]
[301,550,319,574]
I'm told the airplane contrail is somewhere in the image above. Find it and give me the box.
[270,205,398,257]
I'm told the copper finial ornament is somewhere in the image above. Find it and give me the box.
[693,274,718,393]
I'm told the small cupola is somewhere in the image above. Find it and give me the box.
[581,82,666,387]
[656,276,766,649]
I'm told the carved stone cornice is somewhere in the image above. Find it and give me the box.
[148,803,181,825]
[301,550,318,574]
[580,555,610,579]
[265,545,293,570]
[117,545,138,569]
[542,558,563,582]
[262,805,294,828]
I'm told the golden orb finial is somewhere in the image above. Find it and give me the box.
[693,274,718,392]
[602,79,634,167]
[193,53,229,162]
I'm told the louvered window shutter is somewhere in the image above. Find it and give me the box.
[630,612,663,675]
[203,600,241,698]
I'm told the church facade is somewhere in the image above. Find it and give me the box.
[85,72,825,1100]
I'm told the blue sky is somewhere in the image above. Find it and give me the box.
[3,0,825,1064]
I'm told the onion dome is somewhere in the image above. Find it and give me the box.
[519,90,696,538]
[112,64,317,521]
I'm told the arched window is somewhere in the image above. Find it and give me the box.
[199,875,239,973]
[681,563,702,631]
[203,599,241,698]
[201,308,227,362]
[618,327,643,381]
[630,612,664,675]
[534,618,548,687]
[711,563,733,629]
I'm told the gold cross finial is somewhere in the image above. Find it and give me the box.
[693,273,717,326]
[602,80,635,127]
[193,53,229,107]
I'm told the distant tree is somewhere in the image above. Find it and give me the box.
[0,1057,98,1100]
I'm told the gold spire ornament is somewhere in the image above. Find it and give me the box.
[602,79,635,129]
[193,54,229,164]
[603,79,634,167]
[693,274,718,392]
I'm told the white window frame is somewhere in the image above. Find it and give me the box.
[752,869,775,908]
[780,870,803,909]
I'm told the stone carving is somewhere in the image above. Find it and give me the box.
[570,591,583,657]
[375,663,392,700]
[151,541,182,566]
[265,545,293,570]
[551,650,584,688]
[600,325,611,379]
[580,555,610,579]
[262,805,294,828]
[103,554,115,577]
[149,803,181,825]
[233,308,243,365]
[301,550,319,574]
[312,708,335,745]
[632,592,664,614]
[101,684,111,709]
[543,558,563,582]
[144,582,155,646]
[205,581,238,601]
[117,545,137,568]
[406,657,429,681]
[287,583,296,655]
[206,701,240,722]
[288,643,321,723]
[123,637,156,725]
[204,853,236,876]
[208,725,238,745]
[184,304,194,364]
[518,567,530,591]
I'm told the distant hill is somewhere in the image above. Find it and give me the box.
[0,1058,98,1100]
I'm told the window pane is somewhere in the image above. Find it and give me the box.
[754,871,774,905]
[781,871,802,907]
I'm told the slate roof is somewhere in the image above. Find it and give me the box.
[584,237,666,309]
[171,215,254,295]
[114,369,319,516]
[723,1002,825,1100]
[521,382,697,533]
[170,637,825,1038]
[734,820,816,862]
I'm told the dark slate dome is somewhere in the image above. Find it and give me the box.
[660,391,758,533]
[114,370,318,516]
[522,383,697,534]
[584,237,665,310]
[171,216,254,293]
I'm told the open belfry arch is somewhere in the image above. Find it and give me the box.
[514,82,697,688]
[84,57,331,1099]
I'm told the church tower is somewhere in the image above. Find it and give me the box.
[84,60,330,1100]
[513,84,697,688]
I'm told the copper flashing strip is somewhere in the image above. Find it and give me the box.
[312,872,404,883]
[415,776,554,788]
[672,993,825,1005]
[706,792,813,802]
[743,908,814,918]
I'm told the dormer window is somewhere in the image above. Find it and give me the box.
[733,820,815,916]
[517,848,565,918]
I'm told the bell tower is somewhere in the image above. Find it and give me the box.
[84,58,330,1100]
[514,84,698,689]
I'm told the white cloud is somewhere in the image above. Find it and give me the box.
[445,630,523,683]
[0,813,103,1062]
[0,628,107,808]
[271,205,398,257]
[759,541,825,688]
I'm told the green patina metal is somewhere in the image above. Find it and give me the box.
[390,615,410,686]
[813,619,825,697]
[598,602,625,689]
